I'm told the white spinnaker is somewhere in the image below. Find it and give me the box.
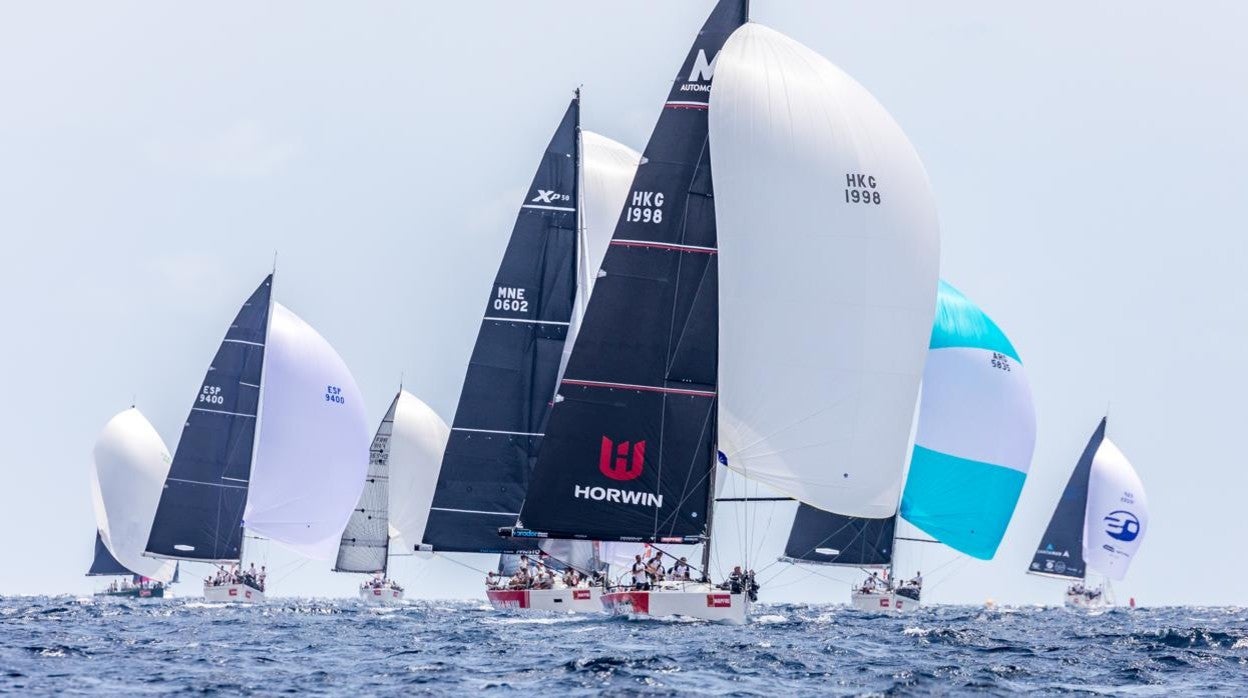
[245,302,372,560]
[90,408,177,581]
[387,389,450,550]
[1083,438,1148,580]
[710,23,940,518]
[557,131,641,386]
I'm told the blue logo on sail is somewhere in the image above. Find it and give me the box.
[1103,510,1140,542]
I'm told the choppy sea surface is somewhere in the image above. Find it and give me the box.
[1,597,1245,695]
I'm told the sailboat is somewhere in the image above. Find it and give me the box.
[88,407,179,598]
[334,389,449,605]
[777,282,1035,612]
[144,273,372,603]
[419,92,639,613]
[1029,418,1147,609]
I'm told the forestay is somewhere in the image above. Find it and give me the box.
[244,302,371,561]
[515,0,747,543]
[146,275,271,562]
[710,23,940,518]
[899,281,1035,560]
[1083,437,1147,580]
[91,408,177,581]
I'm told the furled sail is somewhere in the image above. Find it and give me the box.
[335,393,398,574]
[1029,418,1105,580]
[87,530,132,577]
[710,23,940,518]
[243,302,371,561]
[515,0,747,543]
[146,275,271,562]
[91,407,177,581]
[387,390,450,550]
[422,98,582,554]
[1082,437,1147,580]
[782,506,895,568]
[899,281,1035,560]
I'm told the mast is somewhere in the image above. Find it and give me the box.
[240,269,275,564]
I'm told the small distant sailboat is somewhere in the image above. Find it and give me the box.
[419,91,637,613]
[1028,418,1148,609]
[777,282,1035,612]
[88,408,179,598]
[334,389,448,605]
[144,274,372,603]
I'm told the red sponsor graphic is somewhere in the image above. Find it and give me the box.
[139,589,152,598]
[895,600,904,610]
[707,594,732,608]
[373,589,382,596]
[228,588,238,597]
[244,590,252,599]
[599,436,645,481]
[572,589,591,601]
[487,589,529,610]
[604,591,650,614]
[879,598,889,608]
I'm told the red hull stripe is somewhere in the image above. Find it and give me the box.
[664,101,709,110]
[610,239,717,255]
[561,379,716,398]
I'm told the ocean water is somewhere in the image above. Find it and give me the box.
[1,597,1245,695]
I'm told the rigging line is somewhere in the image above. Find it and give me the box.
[435,552,493,577]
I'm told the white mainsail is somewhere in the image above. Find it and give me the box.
[387,390,450,550]
[1083,438,1148,580]
[710,23,941,518]
[90,408,178,581]
[244,302,371,560]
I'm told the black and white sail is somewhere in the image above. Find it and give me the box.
[87,530,133,577]
[334,393,397,574]
[421,99,581,554]
[511,0,747,544]
[781,506,895,568]
[145,275,272,562]
[1028,418,1105,580]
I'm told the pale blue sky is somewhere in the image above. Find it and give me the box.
[1,2,1244,605]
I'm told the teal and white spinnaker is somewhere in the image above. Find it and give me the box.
[899,281,1036,560]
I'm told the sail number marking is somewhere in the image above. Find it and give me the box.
[198,385,225,405]
[844,173,881,205]
[625,191,664,224]
[494,286,529,313]
[325,385,345,405]
[989,352,1012,372]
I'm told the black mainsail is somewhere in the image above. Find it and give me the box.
[510,0,747,544]
[87,530,132,577]
[145,275,272,562]
[334,392,397,574]
[1028,418,1106,580]
[421,99,581,554]
[780,506,896,568]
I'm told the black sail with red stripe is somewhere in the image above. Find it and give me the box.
[513,0,747,544]
[421,98,581,554]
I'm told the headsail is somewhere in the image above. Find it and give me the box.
[710,23,940,518]
[335,393,397,574]
[146,274,271,562]
[781,506,895,568]
[1029,418,1105,580]
[91,407,177,581]
[87,530,132,577]
[422,98,581,554]
[387,391,450,550]
[899,281,1035,560]
[514,0,747,543]
[243,302,371,561]
[1082,437,1147,580]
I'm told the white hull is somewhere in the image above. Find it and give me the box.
[1065,591,1113,609]
[203,583,264,603]
[851,590,919,612]
[359,586,405,605]
[486,587,602,613]
[600,583,748,624]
